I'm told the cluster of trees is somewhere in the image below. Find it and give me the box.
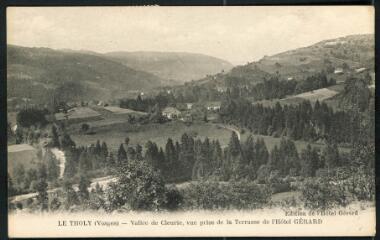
[119,94,171,112]
[220,99,361,143]
[301,140,375,209]
[143,131,349,184]
[230,73,336,101]
[10,128,374,212]
[9,148,60,197]
[118,72,337,113]
[63,140,110,179]
[294,73,336,94]
[16,108,48,128]
[338,76,373,112]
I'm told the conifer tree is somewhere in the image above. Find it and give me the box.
[36,164,49,211]
[45,149,60,181]
[106,152,115,168]
[63,181,79,210]
[324,141,340,170]
[117,144,127,165]
[300,144,319,177]
[64,148,77,179]
[78,174,90,202]
[51,125,60,148]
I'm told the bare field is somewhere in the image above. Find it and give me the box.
[284,88,339,102]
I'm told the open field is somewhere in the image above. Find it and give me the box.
[284,87,339,102]
[69,118,350,154]
[252,84,345,108]
[70,121,234,151]
[8,144,40,176]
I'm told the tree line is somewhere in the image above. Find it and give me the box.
[118,72,336,113]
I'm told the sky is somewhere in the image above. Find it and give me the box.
[7,6,374,65]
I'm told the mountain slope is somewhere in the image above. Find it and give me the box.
[7,45,166,102]
[255,34,374,78]
[192,34,374,89]
[104,51,233,83]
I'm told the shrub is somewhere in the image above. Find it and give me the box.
[50,197,61,211]
[301,178,349,209]
[88,191,106,210]
[81,123,90,132]
[181,180,271,210]
[271,182,291,194]
[106,160,167,211]
[344,168,375,201]
[164,186,183,211]
[16,108,47,128]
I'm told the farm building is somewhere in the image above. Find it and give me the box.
[334,68,344,74]
[186,103,194,110]
[103,106,147,116]
[355,67,367,73]
[8,144,40,177]
[205,102,221,111]
[216,86,227,93]
[54,107,102,124]
[180,113,193,123]
[162,107,181,119]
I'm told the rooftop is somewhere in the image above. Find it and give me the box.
[104,106,147,115]
[54,107,101,120]
[8,144,36,153]
[162,107,181,113]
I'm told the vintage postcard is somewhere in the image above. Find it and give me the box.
[7,6,375,237]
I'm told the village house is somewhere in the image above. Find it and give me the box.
[180,113,193,123]
[334,68,344,74]
[162,107,181,119]
[355,67,367,73]
[216,86,227,93]
[205,102,221,111]
[186,103,194,110]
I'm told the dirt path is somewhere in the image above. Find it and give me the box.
[9,175,117,204]
[51,148,66,178]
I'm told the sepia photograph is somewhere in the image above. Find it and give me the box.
[6,6,375,237]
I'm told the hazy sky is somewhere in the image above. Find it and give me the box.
[7,6,373,65]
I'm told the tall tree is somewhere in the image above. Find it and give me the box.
[63,181,79,210]
[45,149,60,181]
[36,164,49,211]
[78,149,92,172]
[78,174,90,202]
[324,141,340,170]
[63,148,78,179]
[179,133,195,179]
[300,144,319,177]
[51,125,60,148]
[165,138,177,179]
[60,133,76,149]
[145,141,159,169]
[13,164,25,186]
[117,144,127,165]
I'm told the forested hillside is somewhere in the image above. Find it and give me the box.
[7,45,166,103]
[105,51,233,83]
[189,34,374,91]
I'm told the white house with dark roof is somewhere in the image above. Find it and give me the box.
[162,107,181,119]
